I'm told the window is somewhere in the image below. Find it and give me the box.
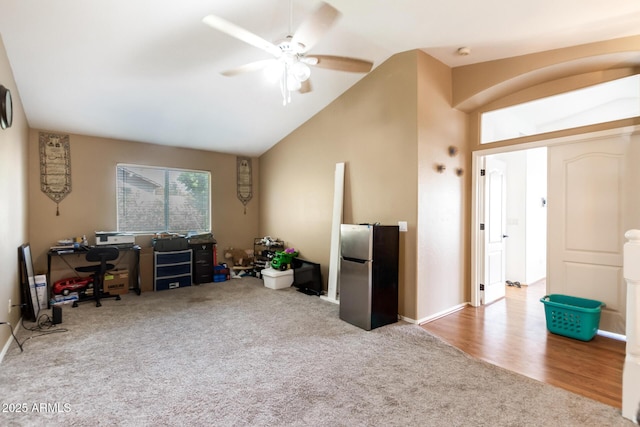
[116,164,211,234]
[481,74,640,144]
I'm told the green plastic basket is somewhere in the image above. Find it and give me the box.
[540,294,605,341]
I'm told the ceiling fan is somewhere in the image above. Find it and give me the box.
[202,1,373,105]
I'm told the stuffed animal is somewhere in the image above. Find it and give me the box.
[224,248,254,267]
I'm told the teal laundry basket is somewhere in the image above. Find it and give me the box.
[540,294,605,341]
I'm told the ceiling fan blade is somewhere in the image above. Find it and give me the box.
[311,55,373,73]
[299,79,312,94]
[221,59,275,77]
[291,2,341,53]
[203,14,282,58]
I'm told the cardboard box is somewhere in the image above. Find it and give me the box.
[104,269,129,295]
[34,274,49,310]
[139,247,154,292]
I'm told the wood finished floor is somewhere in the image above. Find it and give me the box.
[420,282,626,408]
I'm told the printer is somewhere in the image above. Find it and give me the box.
[95,231,135,246]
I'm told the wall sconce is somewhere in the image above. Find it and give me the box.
[455,168,464,177]
[448,146,458,157]
[435,164,446,173]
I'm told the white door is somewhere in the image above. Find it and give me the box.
[482,156,507,305]
[548,135,638,334]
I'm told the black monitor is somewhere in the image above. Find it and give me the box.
[18,243,40,322]
[292,258,323,296]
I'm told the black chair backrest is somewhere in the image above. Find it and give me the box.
[86,246,119,264]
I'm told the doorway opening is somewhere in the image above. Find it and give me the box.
[481,147,547,305]
[471,126,640,338]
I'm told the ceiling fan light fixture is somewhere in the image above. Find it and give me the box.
[286,74,302,91]
[291,61,311,82]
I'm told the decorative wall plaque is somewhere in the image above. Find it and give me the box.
[39,132,71,216]
[237,156,252,214]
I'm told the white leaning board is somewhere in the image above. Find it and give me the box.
[322,162,344,304]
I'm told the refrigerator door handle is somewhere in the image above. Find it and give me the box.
[342,256,368,264]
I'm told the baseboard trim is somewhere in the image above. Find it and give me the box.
[527,277,546,287]
[0,317,22,365]
[320,295,339,305]
[417,303,469,325]
[399,303,469,325]
[399,315,418,324]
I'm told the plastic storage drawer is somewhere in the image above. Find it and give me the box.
[156,263,192,277]
[154,275,192,291]
[155,251,191,264]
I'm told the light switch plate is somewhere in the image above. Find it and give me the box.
[398,221,408,232]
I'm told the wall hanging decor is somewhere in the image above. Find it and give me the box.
[39,132,71,216]
[237,156,252,214]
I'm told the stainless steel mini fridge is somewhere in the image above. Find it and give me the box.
[339,223,399,330]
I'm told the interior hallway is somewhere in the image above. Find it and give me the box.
[420,282,625,408]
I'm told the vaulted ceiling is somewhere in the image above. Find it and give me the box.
[1,0,639,156]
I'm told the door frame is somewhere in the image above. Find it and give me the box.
[470,127,637,307]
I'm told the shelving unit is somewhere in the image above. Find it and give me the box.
[253,238,284,274]
[154,249,192,291]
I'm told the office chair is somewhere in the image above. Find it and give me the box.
[74,246,120,307]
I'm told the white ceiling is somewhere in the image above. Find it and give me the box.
[1,0,639,156]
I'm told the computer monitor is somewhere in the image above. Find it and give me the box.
[292,258,323,296]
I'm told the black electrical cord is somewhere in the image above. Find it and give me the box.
[21,312,68,334]
[0,322,24,352]
[0,313,71,352]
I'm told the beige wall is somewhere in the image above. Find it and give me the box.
[0,35,29,347]
[259,51,419,319]
[27,131,259,275]
[259,50,470,322]
[416,52,469,320]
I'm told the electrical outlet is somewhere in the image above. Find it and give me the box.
[8,298,11,314]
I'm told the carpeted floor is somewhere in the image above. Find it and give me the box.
[0,277,633,426]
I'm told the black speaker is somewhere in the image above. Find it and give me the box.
[52,305,62,325]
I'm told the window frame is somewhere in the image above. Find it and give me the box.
[480,74,640,145]
[116,163,212,234]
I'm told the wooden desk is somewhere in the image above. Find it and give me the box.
[47,245,141,303]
